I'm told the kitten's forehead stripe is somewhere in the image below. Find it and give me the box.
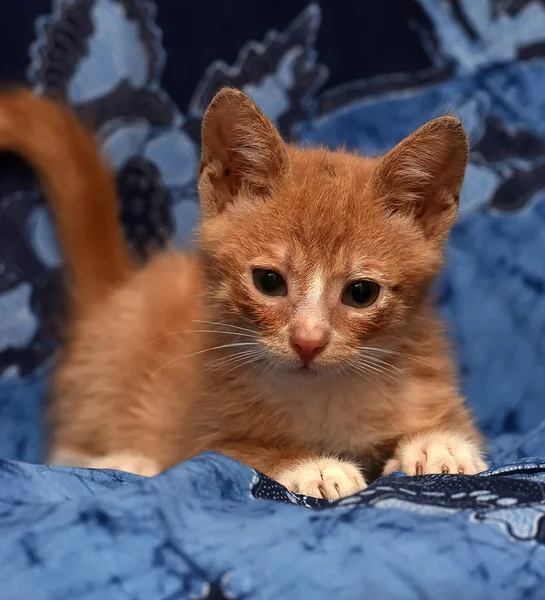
[306,270,326,305]
[296,269,327,320]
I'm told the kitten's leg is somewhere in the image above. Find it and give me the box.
[84,452,160,477]
[383,430,488,476]
[48,448,160,477]
[48,448,94,468]
[47,254,204,479]
[221,444,367,500]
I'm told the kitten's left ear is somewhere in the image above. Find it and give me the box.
[198,88,290,219]
[370,116,469,243]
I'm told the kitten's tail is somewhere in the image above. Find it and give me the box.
[0,88,132,312]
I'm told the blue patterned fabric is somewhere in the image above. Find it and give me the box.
[1,1,545,598]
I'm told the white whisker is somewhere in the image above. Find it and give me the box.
[343,366,359,385]
[151,342,259,376]
[207,348,265,372]
[192,320,258,336]
[135,330,187,354]
[358,345,433,367]
[134,326,258,358]
[349,363,383,387]
[201,349,259,372]
[185,329,258,339]
[262,355,284,379]
[353,358,398,384]
[223,352,265,375]
[361,353,408,380]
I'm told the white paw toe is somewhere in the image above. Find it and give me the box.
[383,431,487,477]
[277,457,367,500]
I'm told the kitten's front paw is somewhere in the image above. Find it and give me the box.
[383,431,487,476]
[276,457,367,500]
[86,452,161,477]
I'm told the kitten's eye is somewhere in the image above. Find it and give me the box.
[253,269,287,297]
[342,280,380,308]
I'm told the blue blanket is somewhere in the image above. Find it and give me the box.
[1,1,545,598]
[1,454,545,599]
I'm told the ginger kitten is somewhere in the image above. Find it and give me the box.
[0,88,486,499]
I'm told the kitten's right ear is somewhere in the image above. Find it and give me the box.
[369,116,468,244]
[198,88,289,219]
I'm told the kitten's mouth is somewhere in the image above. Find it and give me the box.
[295,364,318,375]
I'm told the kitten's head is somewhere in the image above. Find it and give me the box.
[197,88,468,378]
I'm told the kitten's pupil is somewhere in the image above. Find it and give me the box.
[253,269,287,297]
[343,280,380,308]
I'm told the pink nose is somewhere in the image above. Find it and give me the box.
[291,332,328,366]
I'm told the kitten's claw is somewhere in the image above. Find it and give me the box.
[277,457,367,500]
[383,431,487,476]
